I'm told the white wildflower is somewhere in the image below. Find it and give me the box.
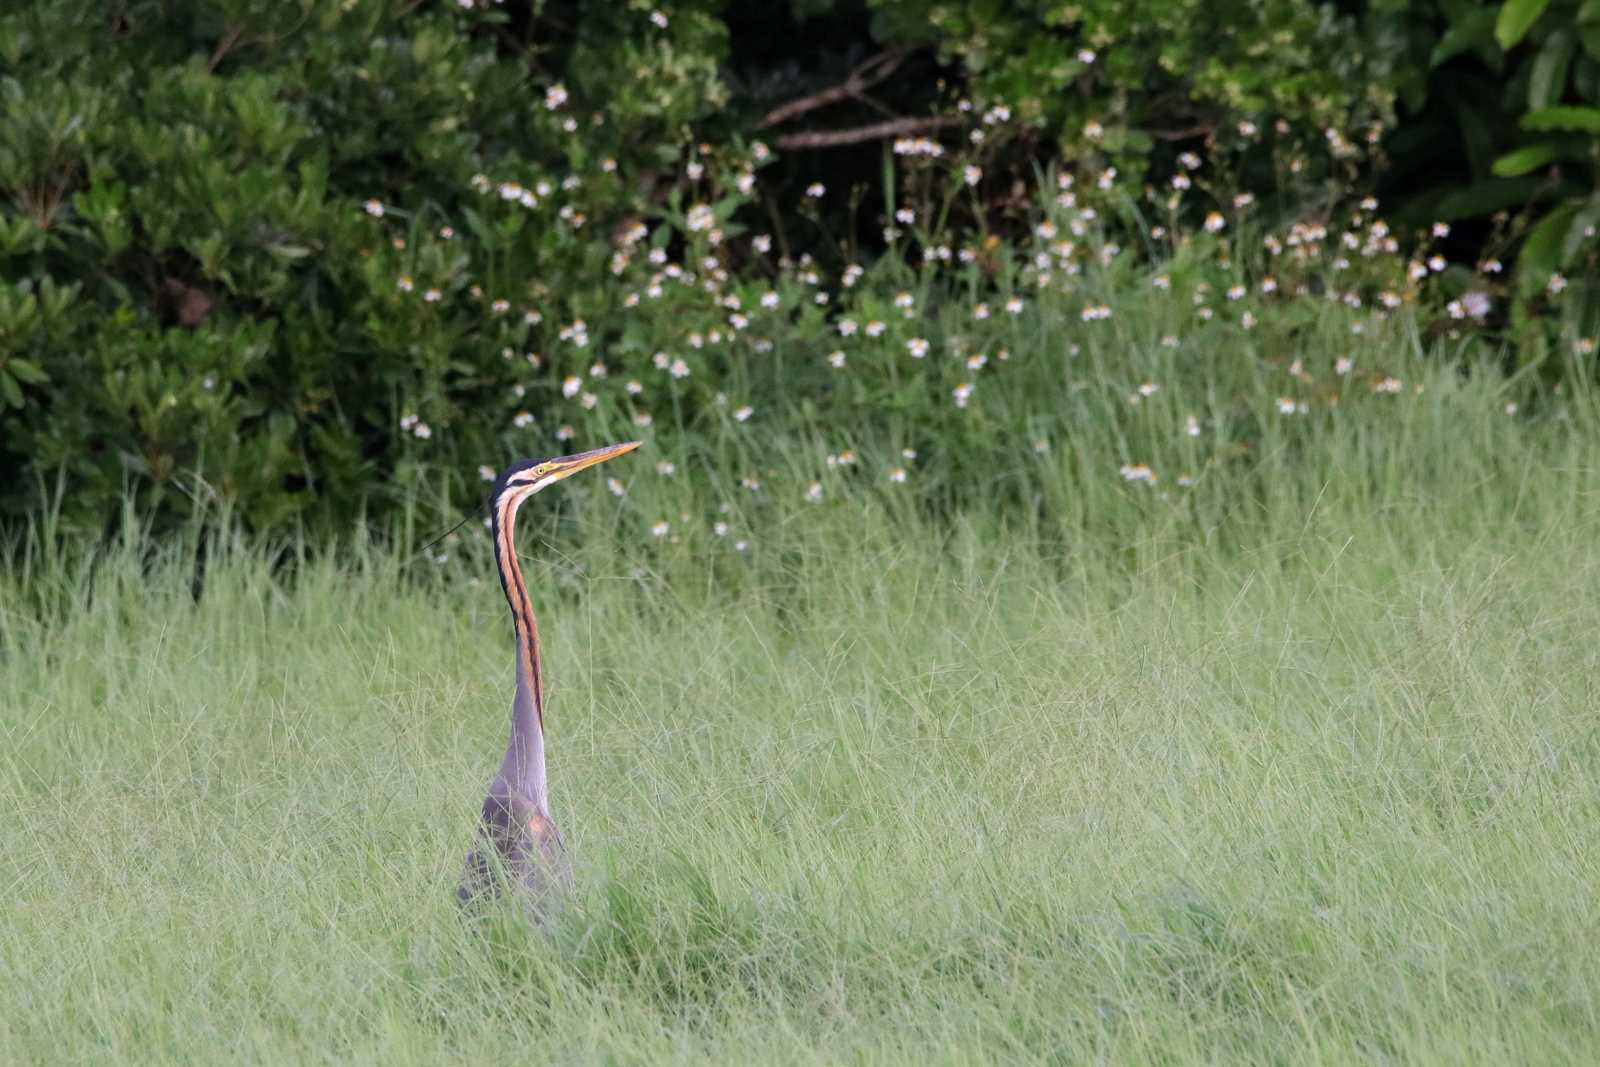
[1119,463,1156,484]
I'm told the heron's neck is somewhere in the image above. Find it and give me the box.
[498,637,549,812]
[493,497,550,812]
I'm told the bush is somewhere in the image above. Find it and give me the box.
[0,0,1590,543]
[0,0,731,533]
[868,0,1403,164]
[1383,0,1600,318]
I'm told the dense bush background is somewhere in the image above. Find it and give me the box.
[0,0,1595,539]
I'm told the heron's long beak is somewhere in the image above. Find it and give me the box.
[545,440,642,483]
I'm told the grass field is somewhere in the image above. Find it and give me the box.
[4,349,1600,1063]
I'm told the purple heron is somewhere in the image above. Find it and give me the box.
[457,441,640,915]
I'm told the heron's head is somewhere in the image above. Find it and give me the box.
[491,441,641,515]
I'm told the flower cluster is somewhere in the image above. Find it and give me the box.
[359,92,1583,553]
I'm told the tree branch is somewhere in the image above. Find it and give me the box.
[206,26,245,74]
[774,116,962,151]
[757,46,912,130]
[1148,124,1214,142]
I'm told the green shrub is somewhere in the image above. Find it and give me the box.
[864,0,1405,165]
[1385,0,1600,322]
[0,0,1591,543]
[0,0,730,533]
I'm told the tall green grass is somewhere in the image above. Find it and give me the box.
[3,345,1599,1063]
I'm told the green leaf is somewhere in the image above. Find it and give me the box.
[6,357,47,384]
[1582,24,1600,60]
[1491,137,1591,175]
[1519,201,1580,273]
[1564,195,1600,261]
[1433,175,1550,218]
[1497,0,1551,49]
[1577,53,1600,98]
[1522,105,1600,131]
[1529,31,1577,110]
[1432,9,1499,68]
[0,369,21,408]
[1492,145,1557,176]
[460,206,495,249]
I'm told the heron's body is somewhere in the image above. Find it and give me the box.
[457,441,639,917]
[456,642,573,912]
